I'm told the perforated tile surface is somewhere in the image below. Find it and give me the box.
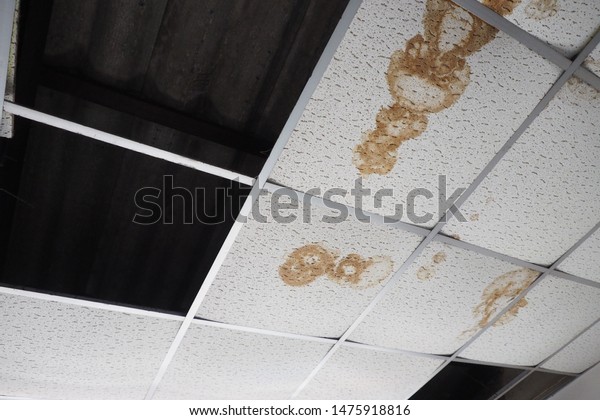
[0,292,179,399]
[558,228,600,283]
[350,241,541,355]
[478,0,600,55]
[297,344,443,399]
[443,79,600,265]
[584,45,600,76]
[197,190,423,337]
[269,0,560,228]
[153,324,333,399]
[460,275,600,366]
[542,321,600,373]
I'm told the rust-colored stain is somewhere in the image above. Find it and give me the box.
[278,244,336,287]
[417,250,447,281]
[525,0,558,19]
[473,268,538,328]
[561,64,600,103]
[495,296,529,326]
[432,251,447,264]
[279,244,393,289]
[460,268,538,338]
[469,213,480,222]
[353,0,521,175]
[416,266,434,281]
[332,254,373,285]
[449,233,461,240]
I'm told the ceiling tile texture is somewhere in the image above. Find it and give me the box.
[153,324,333,399]
[350,241,541,355]
[478,0,600,55]
[197,190,423,337]
[443,79,600,265]
[270,0,560,227]
[0,292,179,399]
[297,345,443,399]
[460,276,600,366]
[542,321,600,373]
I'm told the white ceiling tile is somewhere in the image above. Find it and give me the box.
[350,241,541,355]
[269,0,560,228]
[460,275,600,366]
[557,228,600,282]
[153,324,332,399]
[0,292,179,399]
[443,78,600,265]
[477,0,600,55]
[586,45,600,77]
[542,321,600,373]
[298,344,443,399]
[198,190,423,337]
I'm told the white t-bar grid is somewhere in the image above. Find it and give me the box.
[1,0,600,400]
[453,0,600,91]
[289,23,600,398]
[140,0,364,399]
[263,182,600,290]
[490,316,600,399]
[2,103,256,186]
[0,283,583,380]
[0,0,15,116]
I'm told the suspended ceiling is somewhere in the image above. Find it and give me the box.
[1,0,600,400]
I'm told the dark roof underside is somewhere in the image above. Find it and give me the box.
[0,0,348,314]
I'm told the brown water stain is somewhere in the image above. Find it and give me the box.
[559,64,600,105]
[459,267,538,339]
[354,0,521,176]
[279,244,393,289]
[278,244,336,287]
[332,254,373,285]
[353,105,428,175]
[525,0,558,20]
[449,233,461,240]
[495,297,529,326]
[417,265,435,281]
[417,250,447,281]
[432,251,447,264]
[469,213,480,221]
[474,267,538,328]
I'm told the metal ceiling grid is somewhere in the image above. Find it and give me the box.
[1,0,600,400]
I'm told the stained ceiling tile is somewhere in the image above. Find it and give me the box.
[460,275,600,366]
[153,324,332,399]
[349,241,541,355]
[557,228,600,283]
[269,0,560,228]
[443,78,600,265]
[477,0,600,56]
[0,291,179,399]
[197,189,423,337]
[542,321,600,373]
[297,344,443,399]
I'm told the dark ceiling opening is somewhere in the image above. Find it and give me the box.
[0,0,348,314]
[410,361,525,400]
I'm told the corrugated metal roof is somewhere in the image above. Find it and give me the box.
[0,0,348,313]
[43,0,348,145]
